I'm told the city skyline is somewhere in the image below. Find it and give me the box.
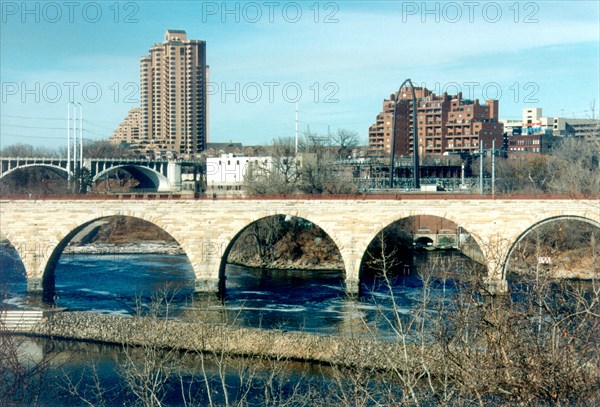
[1,1,599,149]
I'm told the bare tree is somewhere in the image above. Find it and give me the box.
[244,137,301,195]
[492,154,554,194]
[84,140,131,159]
[331,129,359,159]
[0,309,59,405]
[0,143,59,157]
[548,137,600,195]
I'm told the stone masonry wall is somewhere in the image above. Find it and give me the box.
[1,197,598,293]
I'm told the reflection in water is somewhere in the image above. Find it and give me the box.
[2,243,596,405]
[5,336,330,406]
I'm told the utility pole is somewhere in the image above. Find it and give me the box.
[78,103,83,170]
[67,102,83,192]
[479,141,484,194]
[72,104,78,173]
[492,139,496,195]
[67,104,71,184]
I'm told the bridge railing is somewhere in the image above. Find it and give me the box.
[0,193,597,201]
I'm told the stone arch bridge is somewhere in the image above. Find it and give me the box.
[0,195,598,295]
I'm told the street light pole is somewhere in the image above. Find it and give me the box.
[389,78,419,189]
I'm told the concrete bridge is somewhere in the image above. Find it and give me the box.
[0,157,202,191]
[0,195,598,296]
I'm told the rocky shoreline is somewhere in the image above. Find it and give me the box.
[66,241,184,255]
[65,241,343,270]
[52,241,600,278]
[228,260,344,271]
[20,310,417,370]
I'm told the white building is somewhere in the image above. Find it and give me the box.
[206,154,272,193]
[502,107,599,137]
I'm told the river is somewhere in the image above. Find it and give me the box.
[1,247,470,404]
[1,246,473,335]
[2,245,596,405]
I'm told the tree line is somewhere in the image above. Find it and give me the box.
[1,132,599,196]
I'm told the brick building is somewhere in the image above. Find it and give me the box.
[368,87,503,157]
[506,133,556,155]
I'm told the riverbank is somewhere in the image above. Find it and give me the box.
[228,260,343,271]
[21,311,419,371]
[66,241,184,255]
[509,247,598,280]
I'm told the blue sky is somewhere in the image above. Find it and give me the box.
[1,0,599,148]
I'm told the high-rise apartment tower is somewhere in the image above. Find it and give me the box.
[140,30,207,154]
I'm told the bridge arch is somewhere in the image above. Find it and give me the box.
[1,164,69,179]
[502,215,600,281]
[357,214,486,293]
[414,236,434,248]
[217,213,346,294]
[38,214,193,300]
[0,232,27,286]
[93,165,170,191]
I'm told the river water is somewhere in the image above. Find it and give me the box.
[1,246,471,405]
[1,245,473,335]
[2,245,596,405]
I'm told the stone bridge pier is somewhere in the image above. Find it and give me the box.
[0,197,598,297]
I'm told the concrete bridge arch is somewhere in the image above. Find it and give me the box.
[197,211,349,293]
[354,213,486,280]
[1,163,70,179]
[93,165,171,191]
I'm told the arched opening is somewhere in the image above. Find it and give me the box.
[0,166,69,194]
[215,215,346,333]
[93,166,167,192]
[503,217,600,357]
[414,236,435,250]
[359,215,485,297]
[0,235,28,310]
[505,216,600,285]
[42,216,195,314]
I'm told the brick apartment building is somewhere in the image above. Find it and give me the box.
[368,87,503,157]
